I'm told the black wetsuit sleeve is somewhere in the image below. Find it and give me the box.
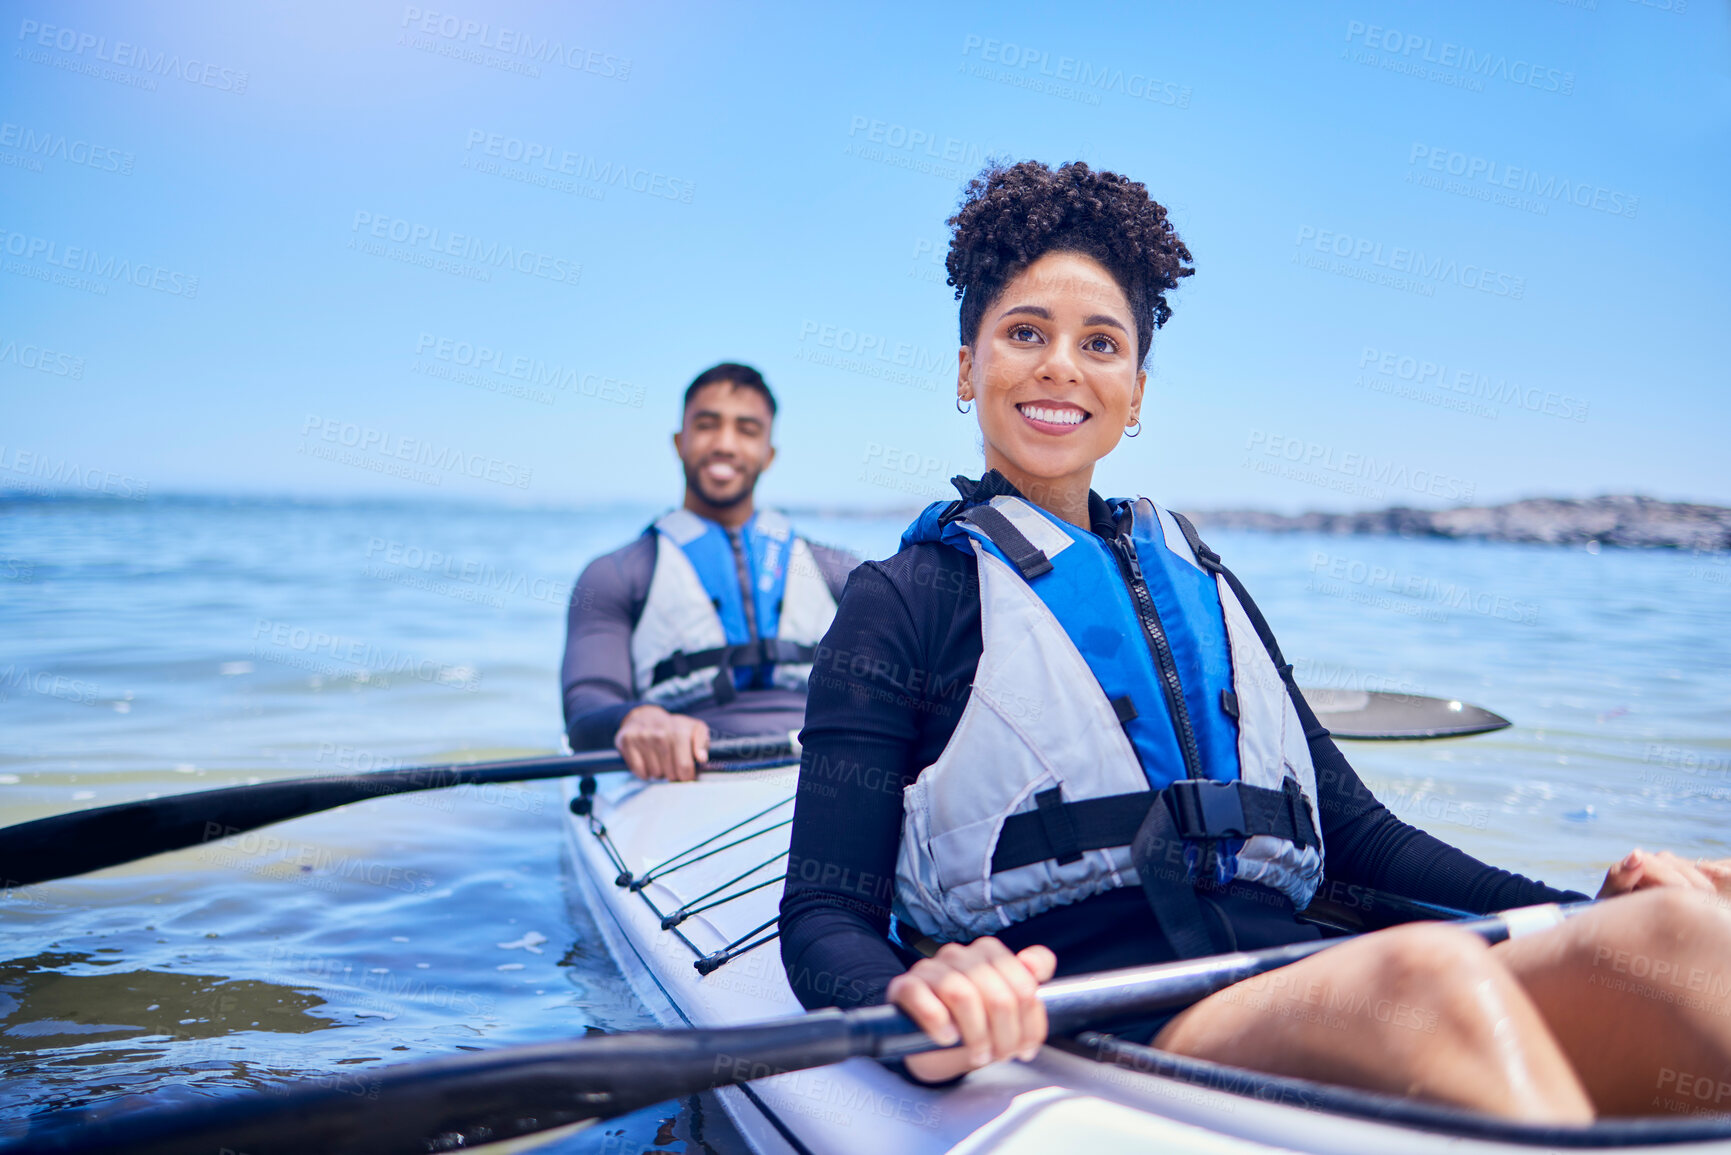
[1222,567,1591,911]
[779,562,929,1009]
[561,535,654,750]
[805,540,862,603]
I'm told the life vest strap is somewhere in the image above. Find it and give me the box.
[648,638,818,689]
[1167,510,1224,575]
[991,791,1150,873]
[1133,785,1231,958]
[989,779,1318,875]
[956,504,1054,579]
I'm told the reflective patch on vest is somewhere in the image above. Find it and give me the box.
[1155,504,1208,575]
[985,495,1077,561]
[632,534,728,708]
[655,508,708,546]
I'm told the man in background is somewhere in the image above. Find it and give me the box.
[562,363,857,779]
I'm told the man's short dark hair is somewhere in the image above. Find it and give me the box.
[682,362,777,418]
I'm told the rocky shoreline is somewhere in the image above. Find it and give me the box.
[1186,496,1731,552]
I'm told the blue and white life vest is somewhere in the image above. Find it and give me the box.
[893,493,1324,948]
[630,508,838,709]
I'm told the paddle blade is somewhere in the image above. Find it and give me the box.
[18,1014,857,1155]
[0,756,577,888]
[1303,689,1511,741]
[0,778,388,888]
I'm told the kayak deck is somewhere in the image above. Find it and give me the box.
[561,765,1731,1154]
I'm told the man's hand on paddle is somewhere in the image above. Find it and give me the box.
[615,705,709,782]
[1599,849,1731,900]
[887,938,1057,1084]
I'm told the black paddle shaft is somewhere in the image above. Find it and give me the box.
[1,944,1377,1155]
[0,736,793,887]
[20,1012,864,1155]
[16,906,1566,1155]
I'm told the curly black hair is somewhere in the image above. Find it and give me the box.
[946,160,1194,366]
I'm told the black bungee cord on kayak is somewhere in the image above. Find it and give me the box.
[571,771,794,975]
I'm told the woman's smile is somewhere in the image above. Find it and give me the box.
[1016,401,1091,432]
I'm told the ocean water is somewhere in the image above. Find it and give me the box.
[1,496,1728,1148]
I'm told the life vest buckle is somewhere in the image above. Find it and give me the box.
[1168,779,1249,841]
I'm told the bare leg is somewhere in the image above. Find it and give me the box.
[1494,888,1731,1117]
[1154,923,1593,1123]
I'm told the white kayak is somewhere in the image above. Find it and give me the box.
[561,763,1731,1154]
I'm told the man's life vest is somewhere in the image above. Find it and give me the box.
[630,508,838,710]
[893,493,1324,958]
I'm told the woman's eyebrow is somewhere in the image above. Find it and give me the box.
[999,303,1128,335]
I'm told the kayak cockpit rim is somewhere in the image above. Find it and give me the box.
[1058,1032,1731,1147]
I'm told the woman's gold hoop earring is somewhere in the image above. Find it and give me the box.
[956,397,973,414]
[1125,419,1142,438]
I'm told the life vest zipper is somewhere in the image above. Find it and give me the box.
[1110,531,1205,781]
[727,526,762,689]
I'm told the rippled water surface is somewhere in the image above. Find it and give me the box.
[2,496,1727,1149]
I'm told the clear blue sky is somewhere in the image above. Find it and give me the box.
[3,0,1727,513]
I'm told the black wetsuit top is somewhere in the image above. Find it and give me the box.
[561,519,859,750]
[780,474,1589,1013]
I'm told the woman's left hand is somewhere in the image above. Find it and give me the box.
[1598,848,1731,899]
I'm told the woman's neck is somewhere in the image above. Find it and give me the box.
[983,457,1093,530]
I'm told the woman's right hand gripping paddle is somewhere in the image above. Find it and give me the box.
[886,937,1058,1083]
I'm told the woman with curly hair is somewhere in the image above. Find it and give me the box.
[779,159,1731,1118]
